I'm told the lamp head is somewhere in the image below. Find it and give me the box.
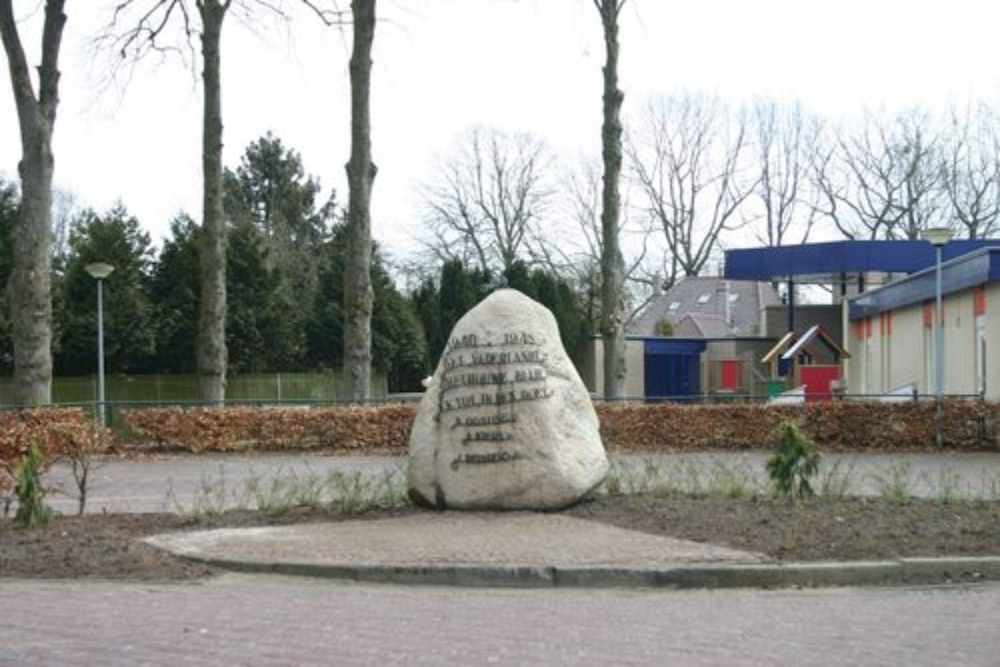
[922,227,953,247]
[85,262,115,280]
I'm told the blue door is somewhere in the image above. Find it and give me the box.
[644,339,705,401]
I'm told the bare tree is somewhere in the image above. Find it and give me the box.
[419,126,551,275]
[749,99,821,246]
[343,0,376,401]
[196,0,229,404]
[593,0,627,400]
[533,159,655,330]
[814,110,944,240]
[629,93,754,289]
[941,102,1000,239]
[0,0,67,406]
[102,0,343,402]
[102,0,236,402]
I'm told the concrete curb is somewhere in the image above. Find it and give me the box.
[164,551,1000,589]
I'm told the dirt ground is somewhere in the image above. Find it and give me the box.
[1,496,997,581]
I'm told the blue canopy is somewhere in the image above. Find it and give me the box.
[725,240,1000,282]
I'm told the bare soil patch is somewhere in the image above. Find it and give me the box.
[1,497,997,581]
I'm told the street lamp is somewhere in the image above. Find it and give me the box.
[85,262,114,427]
[922,227,952,449]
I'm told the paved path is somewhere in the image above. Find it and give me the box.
[2,576,998,666]
[38,450,1000,514]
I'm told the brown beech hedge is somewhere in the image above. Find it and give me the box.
[3,401,996,468]
[115,400,1000,454]
[596,400,998,452]
[0,408,110,493]
[122,404,416,454]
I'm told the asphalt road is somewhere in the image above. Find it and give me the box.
[36,450,1000,514]
[1,576,997,666]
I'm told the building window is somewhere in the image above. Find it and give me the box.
[697,294,711,304]
[668,302,680,312]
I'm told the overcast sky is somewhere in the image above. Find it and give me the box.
[3,0,1000,259]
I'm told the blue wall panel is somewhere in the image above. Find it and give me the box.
[643,339,706,401]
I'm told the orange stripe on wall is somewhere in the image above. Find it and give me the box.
[923,301,933,327]
[973,286,986,316]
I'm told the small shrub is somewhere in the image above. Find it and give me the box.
[14,443,54,529]
[766,421,821,501]
[873,461,913,505]
[818,460,855,500]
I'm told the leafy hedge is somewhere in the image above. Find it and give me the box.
[0,408,109,493]
[4,401,997,463]
[596,401,999,452]
[122,404,416,454]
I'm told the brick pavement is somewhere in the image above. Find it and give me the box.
[1,576,998,666]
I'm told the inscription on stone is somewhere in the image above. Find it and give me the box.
[436,330,552,468]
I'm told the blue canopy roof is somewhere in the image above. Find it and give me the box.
[725,240,1000,282]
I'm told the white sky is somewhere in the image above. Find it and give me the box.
[3,0,1000,259]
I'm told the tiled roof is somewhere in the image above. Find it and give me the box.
[673,313,733,338]
[630,276,780,337]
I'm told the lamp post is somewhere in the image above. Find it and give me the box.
[85,262,114,426]
[922,227,952,449]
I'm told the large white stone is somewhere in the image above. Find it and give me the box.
[408,289,608,510]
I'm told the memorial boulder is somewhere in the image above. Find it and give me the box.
[408,289,608,510]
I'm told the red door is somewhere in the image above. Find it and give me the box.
[799,366,840,402]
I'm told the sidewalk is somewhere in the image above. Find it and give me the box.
[145,509,1000,590]
[42,450,1000,514]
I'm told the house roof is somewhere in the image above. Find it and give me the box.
[762,325,849,364]
[674,313,733,338]
[630,277,780,337]
[849,247,1000,320]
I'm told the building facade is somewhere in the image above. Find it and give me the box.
[846,248,1000,398]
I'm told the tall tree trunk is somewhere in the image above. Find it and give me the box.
[595,0,626,399]
[0,0,66,406]
[196,0,229,404]
[344,0,377,402]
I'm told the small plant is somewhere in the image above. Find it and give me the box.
[872,461,912,505]
[766,421,820,501]
[818,460,856,500]
[603,459,625,496]
[65,422,111,516]
[930,469,963,506]
[326,467,409,514]
[14,442,54,529]
[708,460,758,500]
[170,466,238,520]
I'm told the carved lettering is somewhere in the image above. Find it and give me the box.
[450,450,523,470]
[452,414,518,429]
[435,329,554,456]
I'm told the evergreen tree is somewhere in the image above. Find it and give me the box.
[412,260,587,370]
[225,223,291,373]
[225,133,334,368]
[57,205,155,375]
[414,259,492,367]
[149,215,200,373]
[308,223,428,392]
